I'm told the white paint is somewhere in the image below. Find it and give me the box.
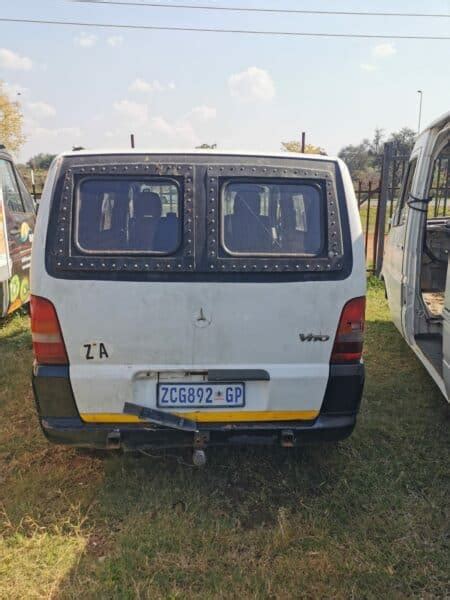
[31,152,366,417]
[383,111,450,402]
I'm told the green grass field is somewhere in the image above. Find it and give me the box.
[0,280,448,599]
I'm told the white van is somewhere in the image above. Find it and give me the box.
[30,150,366,458]
[384,112,450,402]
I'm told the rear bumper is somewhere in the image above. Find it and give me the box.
[32,363,364,449]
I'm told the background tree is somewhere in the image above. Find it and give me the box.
[370,128,385,155]
[195,143,217,149]
[27,153,56,170]
[369,128,385,170]
[281,141,327,155]
[338,126,417,182]
[387,127,416,155]
[0,81,26,153]
[337,139,372,176]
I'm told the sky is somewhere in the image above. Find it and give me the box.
[0,0,449,161]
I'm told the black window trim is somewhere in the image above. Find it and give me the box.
[393,157,418,227]
[205,163,345,274]
[425,138,450,220]
[73,175,183,256]
[48,162,196,275]
[219,177,326,258]
[46,156,352,281]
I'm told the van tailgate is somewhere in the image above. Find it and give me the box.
[52,279,349,423]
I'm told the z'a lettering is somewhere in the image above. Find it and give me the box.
[299,333,330,342]
[83,342,110,360]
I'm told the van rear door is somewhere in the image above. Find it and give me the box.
[39,155,365,424]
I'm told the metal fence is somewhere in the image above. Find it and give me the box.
[356,142,450,274]
[355,143,409,273]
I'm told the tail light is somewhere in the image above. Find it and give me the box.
[30,295,68,365]
[330,297,365,364]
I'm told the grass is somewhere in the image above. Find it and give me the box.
[0,282,449,599]
[358,201,450,238]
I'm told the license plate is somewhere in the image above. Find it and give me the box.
[157,383,245,409]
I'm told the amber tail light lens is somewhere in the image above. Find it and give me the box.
[30,295,68,365]
[330,297,366,364]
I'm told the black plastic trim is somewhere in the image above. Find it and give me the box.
[40,413,357,449]
[32,363,80,419]
[208,369,270,381]
[321,362,365,415]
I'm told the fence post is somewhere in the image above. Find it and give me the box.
[375,142,393,277]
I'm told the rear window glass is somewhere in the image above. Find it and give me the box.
[222,181,324,256]
[76,178,181,254]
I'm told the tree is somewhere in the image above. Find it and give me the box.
[0,81,26,153]
[369,127,385,170]
[387,127,416,155]
[337,139,372,176]
[281,141,327,155]
[27,153,56,170]
[338,126,416,181]
[196,143,217,149]
[370,127,385,155]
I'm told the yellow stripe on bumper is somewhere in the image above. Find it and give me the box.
[80,410,319,424]
[81,413,143,423]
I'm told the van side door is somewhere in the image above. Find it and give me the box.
[383,155,418,333]
[0,183,11,283]
[0,158,35,313]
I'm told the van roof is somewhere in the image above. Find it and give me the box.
[57,148,338,161]
[421,111,450,134]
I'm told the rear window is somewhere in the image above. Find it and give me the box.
[222,181,324,256]
[76,178,181,254]
[48,159,348,280]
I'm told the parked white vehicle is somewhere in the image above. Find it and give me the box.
[31,150,366,458]
[383,112,450,401]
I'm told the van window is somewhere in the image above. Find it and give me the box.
[18,177,35,213]
[0,159,25,213]
[395,158,417,226]
[222,181,324,255]
[76,178,181,254]
[428,142,450,218]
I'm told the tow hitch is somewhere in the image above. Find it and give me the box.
[281,429,295,447]
[106,429,121,450]
[192,431,209,466]
[123,403,208,466]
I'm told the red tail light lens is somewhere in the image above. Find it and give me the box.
[331,297,366,364]
[30,295,68,365]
